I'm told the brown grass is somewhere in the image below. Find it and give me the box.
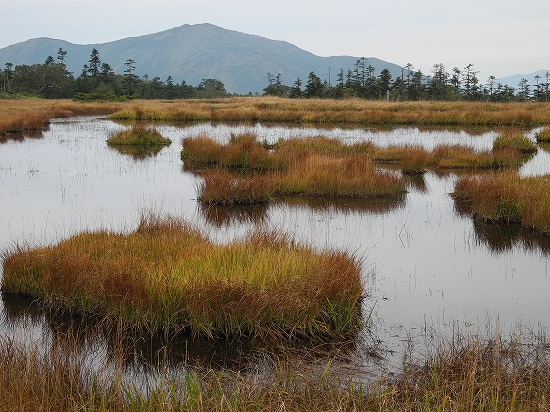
[0,99,124,135]
[2,97,549,137]
[109,97,550,126]
[198,170,274,205]
[0,325,548,411]
[452,172,550,232]
[492,128,538,153]
[1,214,363,340]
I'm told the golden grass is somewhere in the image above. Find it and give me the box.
[183,133,534,201]
[196,156,407,204]
[1,326,548,411]
[198,170,274,205]
[535,126,550,142]
[109,97,550,126]
[452,172,550,232]
[106,125,172,146]
[1,215,363,340]
[0,99,124,135]
[2,98,550,137]
[492,128,538,153]
[274,155,405,197]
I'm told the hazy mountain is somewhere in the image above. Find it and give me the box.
[0,23,406,94]
[495,70,550,89]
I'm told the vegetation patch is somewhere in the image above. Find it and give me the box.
[535,126,550,142]
[1,215,363,340]
[452,171,550,232]
[0,99,123,135]
[106,125,171,146]
[183,133,535,205]
[492,129,537,153]
[0,327,548,411]
[109,98,550,126]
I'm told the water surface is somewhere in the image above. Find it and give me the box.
[1,117,549,374]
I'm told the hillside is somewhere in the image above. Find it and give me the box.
[0,23,405,94]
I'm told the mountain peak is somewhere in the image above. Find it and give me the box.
[0,24,403,94]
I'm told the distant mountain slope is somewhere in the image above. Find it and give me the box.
[0,23,405,94]
[496,70,550,89]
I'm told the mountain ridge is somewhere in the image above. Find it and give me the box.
[0,23,405,94]
[0,23,546,94]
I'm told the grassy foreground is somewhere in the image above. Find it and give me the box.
[0,328,548,411]
[1,215,362,339]
[452,172,550,233]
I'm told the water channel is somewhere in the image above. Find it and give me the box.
[1,116,549,380]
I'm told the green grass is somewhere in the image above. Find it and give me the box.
[492,129,537,153]
[0,324,548,411]
[106,125,172,146]
[1,214,363,340]
[535,126,550,142]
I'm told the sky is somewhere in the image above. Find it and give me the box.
[1,0,549,83]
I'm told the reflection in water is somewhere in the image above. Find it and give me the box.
[1,291,366,374]
[107,144,166,160]
[275,194,406,216]
[472,219,550,254]
[452,199,550,254]
[199,202,269,227]
[0,129,45,144]
[197,195,407,226]
[405,173,428,193]
[3,117,550,386]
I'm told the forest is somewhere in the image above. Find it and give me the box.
[1,47,549,102]
[263,59,550,102]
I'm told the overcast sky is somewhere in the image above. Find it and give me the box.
[2,0,549,82]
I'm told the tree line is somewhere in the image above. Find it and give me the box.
[0,48,231,100]
[263,58,550,102]
[2,49,548,102]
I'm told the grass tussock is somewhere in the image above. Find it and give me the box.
[535,126,550,142]
[0,328,549,411]
[274,155,405,197]
[196,156,407,204]
[492,128,538,153]
[198,170,274,205]
[1,214,363,340]
[185,132,535,205]
[106,125,172,146]
[452,171,550,232]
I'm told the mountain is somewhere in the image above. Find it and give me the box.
[0,23,405,94]
[495,70,550,89]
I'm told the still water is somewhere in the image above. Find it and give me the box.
[1,116,549,374]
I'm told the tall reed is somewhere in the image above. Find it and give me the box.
[0,324,548,410]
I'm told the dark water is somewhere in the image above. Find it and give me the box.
[1,116,549,379]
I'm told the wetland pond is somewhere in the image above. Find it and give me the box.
[1,116,550,382]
